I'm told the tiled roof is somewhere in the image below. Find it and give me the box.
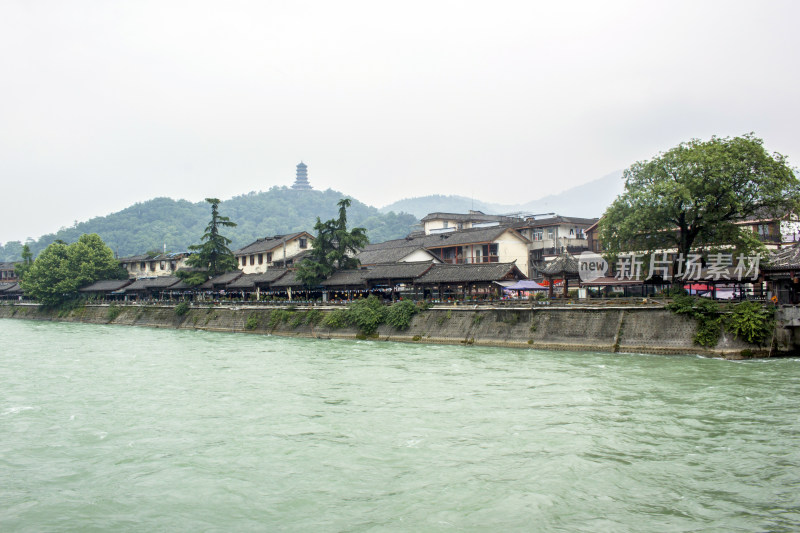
[269,270,303,288]
[273,249,312,266]
[415,262,526,284]
[518,215,599,228]
[362,226,529,255]
[422,226,530,247]
[0,282,19,293]
[235,232,311,255]
[126,276,182,290]
[199,271,243,289]
[0,262,18,269]
[79,279,134,292]
[320,269,368,287]
[420,211,519,223]
[118,252,188,262]
[764,243,800,270]
[356,246,435,265]
[0,282,22,294]
[362,262,434,281]
[540,253,579,276]
[225,273,259,289]
[168,280,196,291]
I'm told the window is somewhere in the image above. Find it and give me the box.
[299,237,307,249]
[547,229,554,240]
[240,256,246,266]
[170,261,176,270]
[532,229,543,241]
[149,261,156,271]
[250,255,255,266]
[258,254,263,265]
[267,252,273,263]
[481,243,499,262]
[140,262,146,270]
[160,261,166,270]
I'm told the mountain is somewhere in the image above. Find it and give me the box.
[377,195,494,219]
[380,170,625,219]
[0,187,418,262]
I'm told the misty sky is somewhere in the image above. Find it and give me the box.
[1,0,798,244]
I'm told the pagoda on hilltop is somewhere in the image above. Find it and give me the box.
[292,162,313,190]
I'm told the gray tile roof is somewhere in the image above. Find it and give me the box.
[235,232,311,255]
[126,276,182,291]
[420,211,520,223]
[269,270,303,288]
[540,253,580,276]
[225,273,259,289]
[0,282,20,293]
[118,252,188,263]
[519,215,600,228]
[361,226,529,256]
[199,271,243,289]
[764,243,800,270]
[424,226,529,247]
[355,246,434,265]
[320,269,368,287]
[362,262,434,281]
[415,262,526,284]
[79,279,134,292]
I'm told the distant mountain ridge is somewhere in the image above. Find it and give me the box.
[0,187,417,262]
[380,170,625,219]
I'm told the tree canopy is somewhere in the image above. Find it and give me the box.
[297,199,369,286]
[0,188,418,262]
[20,234,126,306]
[182,198,237,283]
[599,134,800,261]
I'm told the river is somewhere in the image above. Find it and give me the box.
[1,318,799,532]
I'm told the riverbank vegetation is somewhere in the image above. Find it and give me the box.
[666,295,775,347]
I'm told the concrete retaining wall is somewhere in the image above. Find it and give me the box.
[1,303,776,358]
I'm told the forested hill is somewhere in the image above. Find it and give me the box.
[0,187,418,261]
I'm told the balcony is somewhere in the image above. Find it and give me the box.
[441,256,500,265]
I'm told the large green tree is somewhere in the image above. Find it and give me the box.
[183,198,237,282]
[14,244,33,280]
[297,198,369,286]
[600,134,800,263]
[20,234,126,306]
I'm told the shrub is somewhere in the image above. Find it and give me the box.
[106,304,122,322]
[289,312,305,329]
[386,300,418,330]
[305,308,323,326]
[727,301,774,345]
[174,302,190,316]
[322,309,350,329]
[472,313,483,325]
[666,295,722,347]
[348,296,386,335]
[245,314,259,330]
[268,309,294,329]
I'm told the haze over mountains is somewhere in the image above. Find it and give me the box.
[379,170,625,219]
[0,171,624,262]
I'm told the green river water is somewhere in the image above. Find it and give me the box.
[1,318,799,532]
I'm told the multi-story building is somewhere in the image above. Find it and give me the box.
[0,262,19,282]
[234,232,314,274]
[118,252,190,279]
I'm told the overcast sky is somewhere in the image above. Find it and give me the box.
[1,0,798,244]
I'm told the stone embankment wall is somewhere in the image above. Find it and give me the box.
[0,303,780,358]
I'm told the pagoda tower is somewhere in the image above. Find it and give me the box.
[292,162,312,190]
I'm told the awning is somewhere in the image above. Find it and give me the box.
[504,280,547,291]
